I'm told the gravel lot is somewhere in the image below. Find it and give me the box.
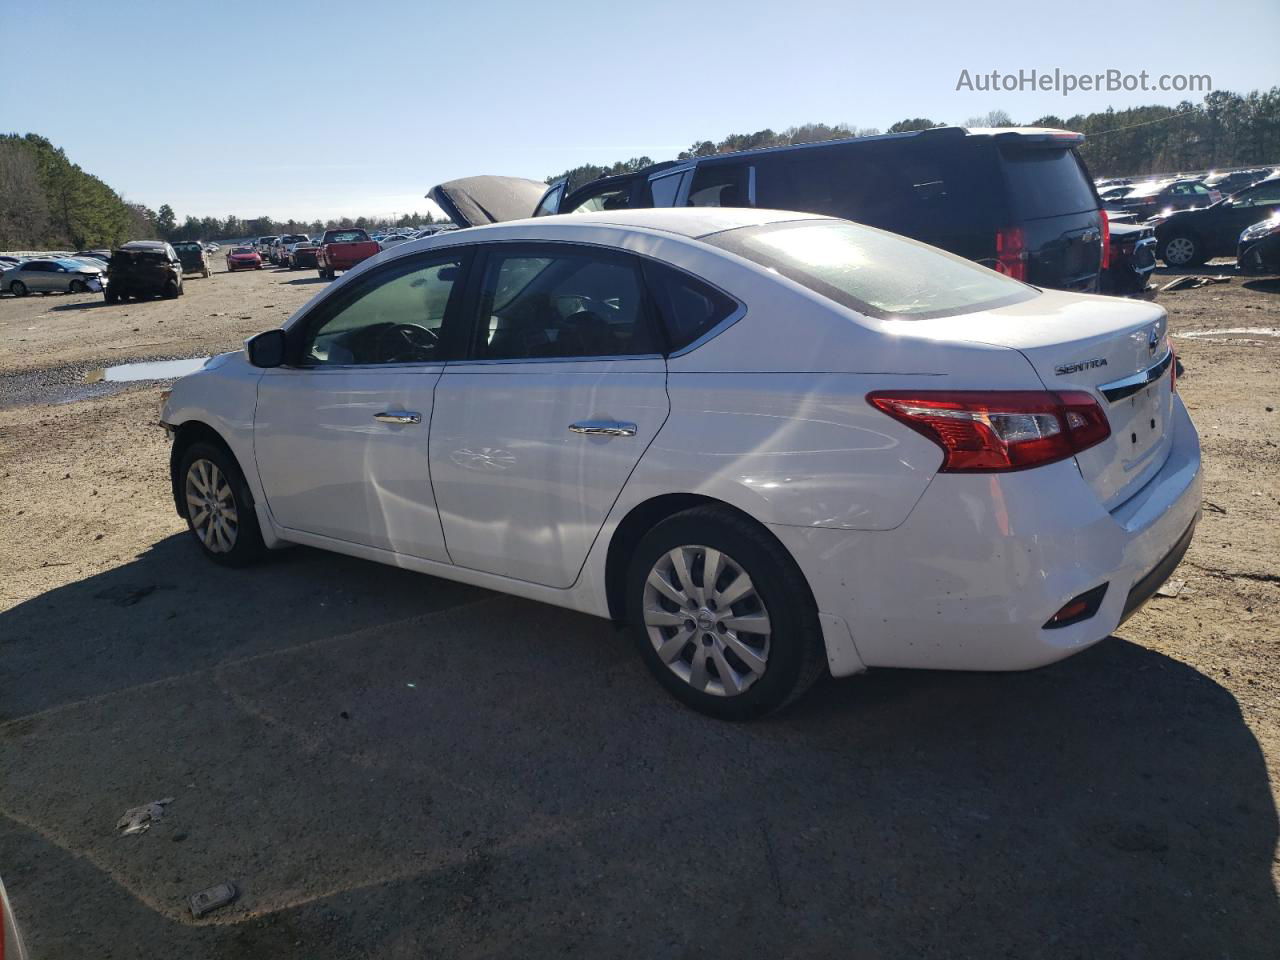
[1,258,1277,958]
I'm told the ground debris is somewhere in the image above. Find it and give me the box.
[1155,579,1186,598]
[116,797,174,836]
[1161,275,1233,292]
[189,881,237,918]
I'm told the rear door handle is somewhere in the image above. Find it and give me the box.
[568,420,637,437]
[374,411,422,424]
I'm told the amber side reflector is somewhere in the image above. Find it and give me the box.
[1043,583,1109,629]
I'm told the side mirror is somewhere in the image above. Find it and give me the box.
[246,329,287,368]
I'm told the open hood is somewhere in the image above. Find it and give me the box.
[428,175,548,228]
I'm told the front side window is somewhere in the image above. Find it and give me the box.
[470,248,658,361]
[533,183,564,217]
[706,220,1036,320]
[648,171,687,207]
[301,256,463,365]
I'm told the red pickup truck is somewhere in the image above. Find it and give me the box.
[315,228,380,279]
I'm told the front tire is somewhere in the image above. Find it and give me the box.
[69,279,88,293]
[625,506,826,720]
[164,278,179,299]
[10,280,27,297]
[178,442,265,567]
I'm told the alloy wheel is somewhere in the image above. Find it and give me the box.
[185,458,239,553]
[1164,237,1196,266]
[642,544,771,697]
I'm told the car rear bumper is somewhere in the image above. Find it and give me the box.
[769,395,1202,675]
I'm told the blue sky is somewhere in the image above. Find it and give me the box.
[3,0,1276,222]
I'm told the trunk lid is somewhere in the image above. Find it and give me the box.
[428,175,549,227]
[908,289,1175,509]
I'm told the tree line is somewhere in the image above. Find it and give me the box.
[543,88,1280,191]
[4,89,1276,250]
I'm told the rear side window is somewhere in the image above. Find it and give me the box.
[470,247,660,360]
[706,220,1035,320]
[687,164,750,207]
[752,140,1003,244]
[643,262,739,352]
[1000,147,1097,219]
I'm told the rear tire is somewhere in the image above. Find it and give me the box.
[624,506,826,720]
[1161,234,1206,267]
[104,288,118,304]
[164,279,179,299]
[177,441,265,567]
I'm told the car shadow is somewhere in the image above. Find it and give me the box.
[282,276,328,286]
[0,539,1275,958]
[48,300,111,312]
[1241,276,1280,294]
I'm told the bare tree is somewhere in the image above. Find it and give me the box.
[0,141,51,249]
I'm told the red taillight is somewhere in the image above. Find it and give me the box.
[995,226,1027,281]
[1099,209,1111,270]
[867,390,1111,473]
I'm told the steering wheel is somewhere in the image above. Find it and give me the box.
[376,323,438,363]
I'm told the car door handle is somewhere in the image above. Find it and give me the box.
[568,420,637,437]
[373,411,422,425]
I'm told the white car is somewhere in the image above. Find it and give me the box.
[161,209,1201,719]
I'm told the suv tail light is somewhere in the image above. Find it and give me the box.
[995,226,1027,281]
[1099,209,1111,270]
[867,390,1111,472]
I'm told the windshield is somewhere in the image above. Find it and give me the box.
[705,220,1036,319]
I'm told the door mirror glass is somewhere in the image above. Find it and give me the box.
[247,329,287,368]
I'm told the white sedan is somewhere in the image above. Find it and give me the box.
[161,209,1201,719]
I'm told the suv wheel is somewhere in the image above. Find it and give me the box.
[625,506,826,720]
[163,278,180,299]
[178,442,265,567]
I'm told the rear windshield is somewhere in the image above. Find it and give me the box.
[706,220,1036,320]
[1000,147,1098,218]
[325,230,369,243]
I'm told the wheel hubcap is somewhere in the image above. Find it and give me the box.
[184,459,238,553]
[642,545,771,697]
[1166,238,1194,265]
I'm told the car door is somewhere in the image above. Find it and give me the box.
[430,243,669,588]
[20,261,53,292]
[252,250,470,562]
[1215,181,1280,252]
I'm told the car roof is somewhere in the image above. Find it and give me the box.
[461,207,827,240]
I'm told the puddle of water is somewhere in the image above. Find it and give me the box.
[1175,327,1280,341]
[87,356,210,383]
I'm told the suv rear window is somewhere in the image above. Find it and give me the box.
[999,147,1097,219]
[706,220,1035,319]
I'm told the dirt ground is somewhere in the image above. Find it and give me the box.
[0,256,1277,959]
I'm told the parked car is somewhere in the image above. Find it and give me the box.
[378,233,413,250]
[435,127,1110,293]
[1098,185,1135,203]
[2,257,106,296]
[1204,168,1274,198]
[205,242,221,253]
[286,239,319,269]
[1100,220,1157,296]
[105,241,184,301]
[1152,176,1280,266]
[1237,214,1280,274]
[2,874,30,960]
[75,247,112,263]
[272,234,308,265]
[255,235,279,259]
[315,227,380,279]
[1106,178,1220,221]
[226,245,263,271]
[171,240,212,278]
[161,208,1200,719]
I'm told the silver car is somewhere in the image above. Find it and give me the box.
[2,257,105,296]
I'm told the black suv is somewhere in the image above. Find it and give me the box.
[434,127,1107,293]
[1153,176,1280,266]
[104,241,184,302]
